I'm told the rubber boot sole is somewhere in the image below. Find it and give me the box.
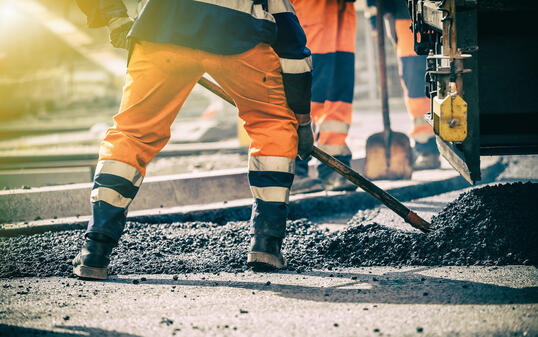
[247,252,287,271]
[73,264,108,280]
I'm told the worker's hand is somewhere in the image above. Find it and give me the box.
[107,16,134,49]
[297,121,314,160]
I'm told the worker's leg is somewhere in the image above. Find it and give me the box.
[394,14,440,169]
[206,43,297,268]
[288,0,329,193]
[314,1,356,190]
[87,41,204,243]
[75,41,205,279]
[292,0,356,192]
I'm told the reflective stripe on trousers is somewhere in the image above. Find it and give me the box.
[91,41,298,240]
[248,156,295,238]
[87,160,143,241]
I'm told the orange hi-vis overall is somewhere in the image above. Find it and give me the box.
[79,0,312,242]
[291,0,356,177]
[90,41,301,241]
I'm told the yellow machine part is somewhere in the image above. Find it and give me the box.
[432,94,468,142]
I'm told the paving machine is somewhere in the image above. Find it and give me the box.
[408,0,538,183]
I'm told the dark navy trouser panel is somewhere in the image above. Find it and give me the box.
[311,52,355,104]
[250,199,288,238]
[400,55,428,98]
[93,173,139,199]
[87,201,126,242]
[294,157,310,177]
[248,170,294,188]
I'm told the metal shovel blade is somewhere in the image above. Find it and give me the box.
[364,131,413,180]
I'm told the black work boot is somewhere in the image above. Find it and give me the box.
[291,157,324,195]
[247,236,287,271]
[413,137,441,170]
[318,155,356,192]
[72,233,116,280]
[291,175,324,195]
[321,171,357,192]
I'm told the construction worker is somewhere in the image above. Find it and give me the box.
[290,0,358,194]
[365,0,440,169]
[72,0,314,279]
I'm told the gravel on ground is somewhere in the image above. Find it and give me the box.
[1,182,536,278]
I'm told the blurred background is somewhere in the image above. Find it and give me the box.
[0,0,410,189]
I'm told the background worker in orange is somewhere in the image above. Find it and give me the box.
[72,0,314,279]
[365,0,440,169]
[290,0,358,193]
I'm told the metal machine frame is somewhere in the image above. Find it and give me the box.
[408,0,538,183]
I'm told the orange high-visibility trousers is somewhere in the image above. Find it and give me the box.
[100,41,298,173]
[88,41,298,241]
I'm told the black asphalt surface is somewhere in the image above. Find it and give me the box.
[1,182,536,278]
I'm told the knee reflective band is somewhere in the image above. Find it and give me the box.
[248,156,295,238]
[317,119,352,157]
[87,160,143,242]
[90,160,143,208]
[318,120,350,134]
[412,116,434,143]
[318,144,352,157]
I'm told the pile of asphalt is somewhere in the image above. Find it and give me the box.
[0,182,536,278]
[319,182,538,267]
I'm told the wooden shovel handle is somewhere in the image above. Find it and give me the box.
[198,77,236,106]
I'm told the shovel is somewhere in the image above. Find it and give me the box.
[197,77,431,233]
[364,0,413,180]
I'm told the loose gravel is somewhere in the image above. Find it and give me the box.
[0,182,536,278]
[319,182,538,267]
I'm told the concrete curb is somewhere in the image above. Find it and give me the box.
[0,168,250,224]
[0,139,248,170]
[0,158,365,224]
[0,158,504,237]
